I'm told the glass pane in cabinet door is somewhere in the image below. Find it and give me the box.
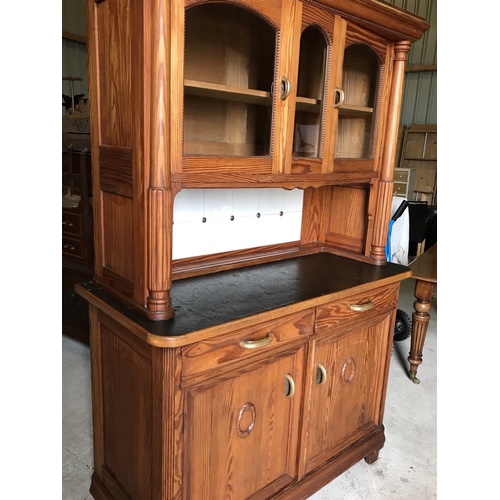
[335,44,380,159]
[184,4,276,157]
[293,26,328,158]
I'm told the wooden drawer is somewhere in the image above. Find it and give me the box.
[393,183,407,196]
[63,236,84,260]
[182,309,314,379]
[62,210,83,237]
[315,285,399,335]
[393,170,409,182]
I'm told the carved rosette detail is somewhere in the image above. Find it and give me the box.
[341,357,355,386]
[236,402,256,438]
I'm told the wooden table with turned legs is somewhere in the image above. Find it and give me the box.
[408,244,437,384]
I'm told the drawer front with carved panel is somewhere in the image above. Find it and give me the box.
[315,284,399,335]
[181,309,314,381]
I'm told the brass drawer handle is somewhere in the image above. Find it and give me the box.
[280,76,291,100]
[316,363,327,385]
[348,300,374,312]
[334,88,345,108]
[238,332,273,350]
[285,374,295,398]
[62,219,74,227]
[63,243,75,251]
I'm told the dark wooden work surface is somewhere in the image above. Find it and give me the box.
[408,244,437,383]
[76,252,410,345]
[409,243,437,284]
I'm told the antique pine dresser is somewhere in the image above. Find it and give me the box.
[75,1,429,498]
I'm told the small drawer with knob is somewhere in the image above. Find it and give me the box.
[393,169,409,182]
[315,284,399,335]
[181,309,314,380]
[62,236,84,259]
[62,210,82,237]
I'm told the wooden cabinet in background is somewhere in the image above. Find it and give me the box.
[62,148,94,344]
[393,167,415,199]
[76,1,428,498]
[399,124,437,204]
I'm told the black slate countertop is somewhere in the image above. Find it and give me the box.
[77,253,410,339]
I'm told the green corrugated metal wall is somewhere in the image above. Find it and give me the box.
[61,0,436,125]
[386,0,437,126]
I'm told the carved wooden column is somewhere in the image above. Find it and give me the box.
[146,0,176,320]
[370,41,411,264]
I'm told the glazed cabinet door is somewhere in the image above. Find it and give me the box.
[289,3,337,175]
[183,345,305,499]
[333,22,391,173]
[181,0,298,179]
[302,312,393,474]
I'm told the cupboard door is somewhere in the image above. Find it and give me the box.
[303,314,393,473]
[183,2,278,164]
[291,4,334,167]
[183,346,304,500]
[333,24,389,170]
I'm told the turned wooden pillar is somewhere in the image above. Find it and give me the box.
[146,0,178,320]
[370,41,411,264]
[408,280,434,384]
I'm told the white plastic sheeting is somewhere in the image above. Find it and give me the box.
[388,196,410,265]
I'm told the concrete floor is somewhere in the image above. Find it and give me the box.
[62,277,437,500]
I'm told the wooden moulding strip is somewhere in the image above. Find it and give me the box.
[171,171,377,188]
[171,242,324,280]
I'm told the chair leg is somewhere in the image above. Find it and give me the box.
[416,239,426,257]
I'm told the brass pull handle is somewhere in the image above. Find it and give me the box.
[334,88,345,108]
[285,374,295,398]
[316,363,327,385]
[349,300,374,312]
[62,219,74,227]
[280,76,291,100]
[238,332,273,350]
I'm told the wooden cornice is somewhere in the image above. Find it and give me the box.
[307,0,430,41]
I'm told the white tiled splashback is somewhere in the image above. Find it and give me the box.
[173,188,304,259]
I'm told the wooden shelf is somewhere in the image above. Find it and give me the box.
[296,96,322,113]
[184,79,272,105]
[338,104,374,116]
[184,80,323,113]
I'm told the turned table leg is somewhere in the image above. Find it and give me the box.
[407,280,433,384]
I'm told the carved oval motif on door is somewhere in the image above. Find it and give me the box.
[236,402,256,438]
[341,357,355,386]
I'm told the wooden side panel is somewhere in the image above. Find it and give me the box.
[100,146,133,197]
[325,185,369,253]
[102,192,134,281]
[300,186,330,245]
[90,307,184,500]
[98,314,153,500]
[88,0,147,310]
[95,0,133,148]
